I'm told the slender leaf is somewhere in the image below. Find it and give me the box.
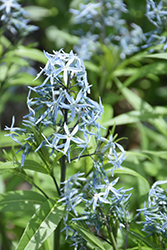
[0,160,49,174]
[111,167,150,189]
[23,160,49,174]
[7,73,41,86]
[129,230,160,249]
[114,78,167,136]
[145,53,167,60]
[15,199,64,250]
[46,26,79,45]
[118,61,167,88]
[72,223,106,250]
[102,108,167,126]
[0,190,46,212]
[0,161,18,172]
[14,46,47,64]
[142,150,167,160]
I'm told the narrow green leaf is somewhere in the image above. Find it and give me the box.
[115,77,152,111]
[7,73,41,86]
[46,26,79,45]
[118,61,167,88]
[24,6,51,21]
[102,108,167,126]
[0,160,49,174]
[0,35,11,47]
[15,199,64,250]
[142,150,167,160]
[0,190,46,212]
[14,46,47,64]
[129,230,160,249]
[84,61,100,73]
[114,78,167,136]
[23,160,49,174]
[72,223,106,250]
[1,56,29,66]
[111,167,150,189]
[125,151,152,161]
[0,161,18,172]
[145,53,167,60]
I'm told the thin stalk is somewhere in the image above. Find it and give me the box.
[85,189,118,250]
[124,224,129,250]
[108,231,118,250]
[52,174,61,197]
[0,213,10,250]
[33,183,49,199]
[54,73,70,250]
[60,154,66,190]
[54,221,62,250]
[106,216,118,250]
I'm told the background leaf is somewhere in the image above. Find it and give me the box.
[0,190,46,212]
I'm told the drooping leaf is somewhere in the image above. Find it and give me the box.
[46,26,79,46]
[102,108,167,126]
[0,190,46,212]
[0,161,18,172]
[142,150,167,160]
[23,160,49,174]
[24,6,51,21]
[15,199,65,250]
[118,61,167,88]
[7,73,41,86]
[72,223,106,250]
[145,53,167,60]
[129,230,160,249]
[114,77,167,136]
[0,160,49,174]
[14,46,47,64]
[110,166,150,189]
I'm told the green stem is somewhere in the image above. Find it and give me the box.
[53,73,70,250]
[51,172,61,196]
[97,206,118,250]
[60,154,66,190]
[106,216,118,250]
[54,221,62,250]
[33,183,49,199]
[54,155,66,250]
[108,231,118,250]
[0,213,11,250]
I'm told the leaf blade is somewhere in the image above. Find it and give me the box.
[15,199,64,250]
[0,190,46,212]
[72,223,106,250]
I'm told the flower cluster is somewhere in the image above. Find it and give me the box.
[70,0,146,59]
[138,180,167,243]
[143,0,167,50]
[70,0,167,60]
[59,167,132,248]
[5,49,125,170]
[0,0,38,35]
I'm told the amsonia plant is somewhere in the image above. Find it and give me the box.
[1,44,167,249]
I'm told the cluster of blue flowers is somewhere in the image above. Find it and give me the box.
[138,180,167,244]
[0,0,38,35]
[5,49,126,169]
[59,170,132,249]
[70,0,167,60]
[70,0,146,59]
[143,0,167,51]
